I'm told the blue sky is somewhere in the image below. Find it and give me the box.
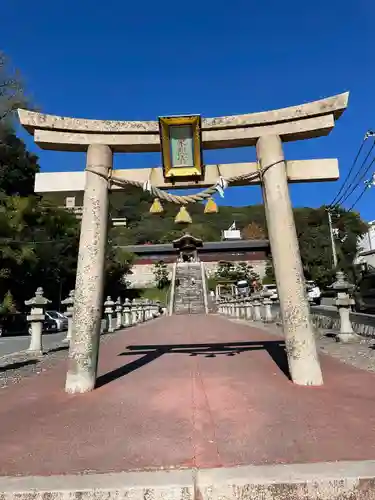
[2,0,374,219]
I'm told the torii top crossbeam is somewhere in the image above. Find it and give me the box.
[18,92,348,152]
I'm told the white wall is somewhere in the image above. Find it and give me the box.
[358,221,375,252]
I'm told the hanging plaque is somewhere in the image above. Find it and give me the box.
[159,115,203,179]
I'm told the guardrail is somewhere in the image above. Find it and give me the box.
[310,306,375,338]
[271,303,375,338]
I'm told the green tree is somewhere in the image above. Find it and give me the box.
[0,132,39,196]
[0,51,27,127]
[153,260,170,289]
[214,261,259,284]
[262,259,275,284]
[295,206,367,288]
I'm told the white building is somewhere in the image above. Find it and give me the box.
[221,222,242,241]
[355,220,375,269]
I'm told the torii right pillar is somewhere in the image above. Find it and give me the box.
[257,135,323,385]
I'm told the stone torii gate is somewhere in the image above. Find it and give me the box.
[18,92,348,394]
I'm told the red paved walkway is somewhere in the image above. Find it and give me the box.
[1,314,375,476]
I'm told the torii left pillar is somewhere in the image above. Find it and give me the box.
[65,144,112,394]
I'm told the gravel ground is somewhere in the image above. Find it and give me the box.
[316,329,375,373]
[0,331,118,390]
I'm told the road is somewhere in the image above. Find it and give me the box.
[0,331,67,357]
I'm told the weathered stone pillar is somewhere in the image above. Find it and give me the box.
[256,135,323,386]
[65,144,112,394]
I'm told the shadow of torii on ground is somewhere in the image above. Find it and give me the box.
[95,340,290,388]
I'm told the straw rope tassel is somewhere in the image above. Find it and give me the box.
[204,197,218,214]
[150,197,163,214]
[175,206,192,224]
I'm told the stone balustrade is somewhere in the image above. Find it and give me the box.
[217,293,276,324]
[218,273,360,344]
[102,296,162,333]
[20,289,163,360]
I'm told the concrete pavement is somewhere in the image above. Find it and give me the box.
[2,314,375,498]
[2,314,375,475]
[0,331,66,357]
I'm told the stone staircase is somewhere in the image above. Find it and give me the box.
[173,262,206,314]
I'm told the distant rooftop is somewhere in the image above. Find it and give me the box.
[120,239,269,255]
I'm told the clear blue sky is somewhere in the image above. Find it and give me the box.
[2,0,374,219]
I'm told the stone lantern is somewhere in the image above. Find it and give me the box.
[332,271,358,343]
[122,298,131,327]
[131,299,138,324]
[115,297,122,330]
[61,290,75,343]
[25,287,51,356]
[104,296,115,333]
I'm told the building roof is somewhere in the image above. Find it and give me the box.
[120,239,270,255]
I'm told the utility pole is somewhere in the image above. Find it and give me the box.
[327,208,338,269]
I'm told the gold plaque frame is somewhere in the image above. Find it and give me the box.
[159,115,203,179]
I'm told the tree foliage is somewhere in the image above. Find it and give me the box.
[110,190,367,288]
[153,261,170,289]
[214,261,260,284]
[263,259,276,284]
[0,51,27,127]
[0,134,133,312]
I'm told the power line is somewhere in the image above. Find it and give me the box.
[335,140,375,206]
[348,173,375,211]
[339,154,375,206]
[329,131,374,207]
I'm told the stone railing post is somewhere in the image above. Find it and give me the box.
[218,300,223,315]
[143,299,149,320]
[136,300,142,322]
[61,290,75,343]
[225,300,230,315]
[104,296,115,333]
[262,290,273,323]
[234,299,240,318]
[115,297,122,330]
[123,298,131,326]
[332,271,358,343]
[139,300,146,322]
[147,300,152,319]
[155,300,162,317]
[252,293,262,322]
[131,300,138,324]
[240,298,246,319]
[226,300,230,315]
[245,296,252,320]
[25,287,51,356]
